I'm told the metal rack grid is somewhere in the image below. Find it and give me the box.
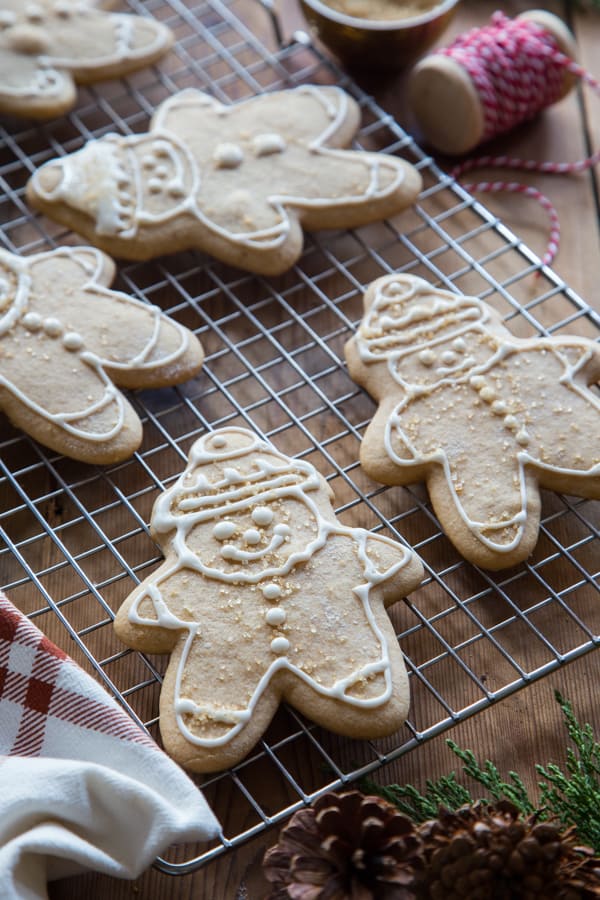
[1,0,599,876]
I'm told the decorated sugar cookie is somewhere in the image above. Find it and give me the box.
[26,86,422,275]
[345,274,600,570]
[0,0,172,119]
[113,427,424,772]
[0,245,204,463]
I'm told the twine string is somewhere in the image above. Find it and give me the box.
[438,11,600,266]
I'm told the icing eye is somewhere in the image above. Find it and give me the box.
[0,11,16,27]
[213,521,236,541]
[440,350,458,366]
[243,529,262,546]
[25,3,44,23]
[213,142,244,169]
[252,133,286,157]
[453,337,467,352]
[418,349,436,367]
[252,506,274,527]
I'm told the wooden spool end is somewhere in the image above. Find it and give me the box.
[408,9,578,156]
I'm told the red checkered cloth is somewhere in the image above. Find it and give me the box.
[0,591,220,900]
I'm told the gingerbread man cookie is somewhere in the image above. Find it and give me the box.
[0,245,204,463]
[345,274,600,570]
[113,427,424,772]
[0,0,172,119]
[26,86,422,275]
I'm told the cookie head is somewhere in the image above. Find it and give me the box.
[190,495,319,581]
[29,133,196,241]
[152,428,327,582]
[359,274,497,387]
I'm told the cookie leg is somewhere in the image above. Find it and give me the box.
[158,628,283,773]
[425,450,540,569]
[0,341,142,463]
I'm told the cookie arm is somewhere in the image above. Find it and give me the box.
[551,337,600,383]
[362,533,424,607]
[28,250,204,389]
[281,150,422,231]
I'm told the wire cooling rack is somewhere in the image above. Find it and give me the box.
[1,0,599,876]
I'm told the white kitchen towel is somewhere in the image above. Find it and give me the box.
[0,591,221,900]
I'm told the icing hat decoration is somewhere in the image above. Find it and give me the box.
[26,85,423,275]
[0,0,173,119]
[357,273,490,362]
[0,245,204,464]
[154,429,322,533]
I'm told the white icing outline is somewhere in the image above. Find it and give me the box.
[0,245,192,443]
[32,85,411,250]
[127,427,416,748]
[355,274,600,554]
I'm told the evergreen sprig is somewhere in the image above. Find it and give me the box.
[363,772,471,823]
[366,691,600,851]
[445,740,536,815]
[536,691,600,851]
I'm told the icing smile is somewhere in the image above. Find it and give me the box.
[220,523,292,562]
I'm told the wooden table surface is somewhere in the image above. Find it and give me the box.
[27,0,599,896]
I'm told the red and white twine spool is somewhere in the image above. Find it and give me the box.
[409,10,600,267]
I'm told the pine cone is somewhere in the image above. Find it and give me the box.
[415,800,600,899]
[262,790,424,899]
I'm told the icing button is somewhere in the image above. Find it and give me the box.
[265,608,286,627]
[63,331,84,352]
[0,11,16,27]
[503,414,518,431]
[43,317,63,338]
[270,636,289,655]
[491,400,508,416]
[22,312,43,332]
[479,386,496,403]
[469,375,486,390]
[262,583,281,601]
[210,435,227,449]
